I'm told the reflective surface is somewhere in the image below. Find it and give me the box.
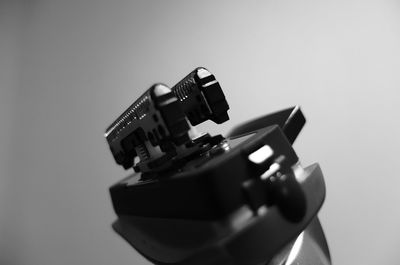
[268,218,331,265]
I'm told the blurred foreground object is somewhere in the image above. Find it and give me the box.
[105,67,331,265]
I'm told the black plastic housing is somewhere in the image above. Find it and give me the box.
[111,162,325,265]
[110,125,299,220]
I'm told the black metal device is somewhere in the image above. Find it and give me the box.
[105,68,330,265]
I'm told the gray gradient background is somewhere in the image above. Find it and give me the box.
[1,0,400,264]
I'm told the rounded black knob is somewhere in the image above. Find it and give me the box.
[265,172,307,222]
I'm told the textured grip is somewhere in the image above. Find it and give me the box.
[171,67,229,126]
[171,68,212,125]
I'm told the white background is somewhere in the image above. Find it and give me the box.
[1,0,400,264]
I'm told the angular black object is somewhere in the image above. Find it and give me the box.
[229,106,306,144]
[110,126,299,220]
[105,67,229,172]
[105,67,329,265]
